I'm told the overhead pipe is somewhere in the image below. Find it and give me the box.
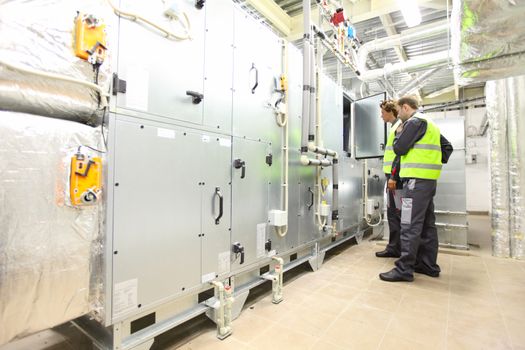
[357,20,449,82]
[396,67,443,97]
[309,44,317,145]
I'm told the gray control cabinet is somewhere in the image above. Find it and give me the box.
[111,116,231,320]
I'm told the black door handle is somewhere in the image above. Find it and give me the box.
[308,187,314,210]
[234,159,246,179]
[250,63,258,94]
[214,187,223,225]
[186,90,204,104]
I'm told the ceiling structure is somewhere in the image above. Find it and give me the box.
[234,0,485,104]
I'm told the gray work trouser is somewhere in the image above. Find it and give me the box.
[395,178,440,277]
[386,188,402,255]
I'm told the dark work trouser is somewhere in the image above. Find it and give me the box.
[395,178,440,277]
[386,188,402,255]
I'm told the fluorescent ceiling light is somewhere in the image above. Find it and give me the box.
[397,0,422,28]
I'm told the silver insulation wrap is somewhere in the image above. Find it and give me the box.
[452,0,525,85]
[0,0,114,125]
[0,111,104,345]
[486,80,510,257]
[506,76,525,259]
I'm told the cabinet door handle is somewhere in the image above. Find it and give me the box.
[308,187,314,210]
[214,187,223,225]
[250,63,258,94]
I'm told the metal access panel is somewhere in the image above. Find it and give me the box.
[231,137,271,270]
[201,135,232,281]
[202,0,234,131]
[112,117,202,320]
[339,157,363,231]
[232,8,283,141]
[353,93,386,159]
[433,117,468,248]
[115,1,205,124]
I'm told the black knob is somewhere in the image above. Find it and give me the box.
[195,0,205,9]
[186,90,204,104]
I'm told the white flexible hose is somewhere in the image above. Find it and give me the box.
[0,60,109,103]
[107,0,192,41]
[366,213,383,227]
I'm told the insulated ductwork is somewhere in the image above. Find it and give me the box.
[452,0,525,85]
[507,76,525,259]
[357,20,449,82]
[0,0,113,125]
[487,75,525,259]
[486,79,510,258]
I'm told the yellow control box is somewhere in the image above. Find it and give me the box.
[74,13,107,64]
[70,153,102,206]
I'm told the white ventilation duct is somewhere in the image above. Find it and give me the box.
[357,20,449,82]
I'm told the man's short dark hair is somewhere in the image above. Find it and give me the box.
[397,96,419,110]
[380,99,398,117]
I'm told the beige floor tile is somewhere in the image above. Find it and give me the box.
[367,278,409,297]
[449,295,500,319]
[379,332,443,350]
[279,286,311,305]
[249,324,318,350]
[447,329,513,350]
[395,295,448,322]
[301,293,352,318]
[335,274,372,290]
[308,339,346,350]
[408,276,451,294]
[286,272,331,292]
[245,295,297,323]
[447,311,508,341]
[340,303,394,330]
[499,299,525,321]
[230,311,278,344]
[344,265,383,280]
[386,314,447,346]
[314,282,362,301]
[320,318,384,350]
[278,304,337,338]
[402,286,450,306]
[449,282,496,300]
[506,315,525,349]
[353,289,403,313]
[177,330,250,350]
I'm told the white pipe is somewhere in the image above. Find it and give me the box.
[276,42,289,238]
[300,155,331,167]
[106,0,192,40]
[301,41,311,152]
[357,20,449,81]
[396,67,443,97]
[361,51,450,82]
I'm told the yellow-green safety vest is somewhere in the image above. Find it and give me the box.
[399,113,442,180]
[383,119,402,174]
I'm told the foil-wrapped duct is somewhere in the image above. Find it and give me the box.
[452,0,525,85]
[486,80,510,257]
[0,111,103,345]
[506,75,525,259]
[0,0,115,125]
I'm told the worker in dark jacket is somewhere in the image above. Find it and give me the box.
[376,100,403,258]
[380,96,453,282]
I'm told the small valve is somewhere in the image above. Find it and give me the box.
[233,242,245,264]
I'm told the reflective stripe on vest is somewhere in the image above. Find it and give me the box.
[383,119,402,174]
[399,113,442,180]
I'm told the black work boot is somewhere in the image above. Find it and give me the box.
[375,249,401,258]
[379,268,414,282]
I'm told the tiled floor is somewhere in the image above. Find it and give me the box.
[2,215,524,350]
[172,216,525,350]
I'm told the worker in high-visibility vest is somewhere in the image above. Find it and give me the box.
[376,100,403,259]
[380,96,453,282]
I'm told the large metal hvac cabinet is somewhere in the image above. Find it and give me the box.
[231,137,271,270]
[114,0,234,132]
[232,8,283,141]
[111,116,231,320]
